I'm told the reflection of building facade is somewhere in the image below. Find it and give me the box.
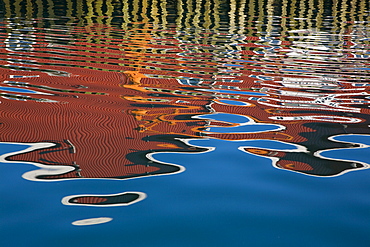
[0,60,213,180]
[3,60,370,179]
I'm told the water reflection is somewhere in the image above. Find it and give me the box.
[71,217,113,226]
[1,0,370,228]
[62,191,147,207]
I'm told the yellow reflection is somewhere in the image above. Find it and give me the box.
[213,0,220,30]
[132,0,140,23]
[94,0,104,25]
[26,0,34,19]
[141,0,149,23]
[66,0,73,19]
[185,0,193,31]
[105,0,113,29]
[316,0,324,29]
[122,0,130,29]
[151,0,160,28]
[238,0,246,35]
[46,0,55,18]
[281,0,288,37]
[85,0,94,25]
[307,0,314,30]
[247,0,255,37]
[14,0,22,19]
[298,0,306,31]
[3,0,11,19]
[176,0,184,29]
[76,0,84,26]
[160,0,168,27]
[193,0,202,30]
[338,0,348,36]
[229,0,237,34]
[203,0,211,30]
[290,0,297,30]
[358,0,366,22]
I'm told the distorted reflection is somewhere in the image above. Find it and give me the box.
[1,0,370,227]
[62,192,147,207]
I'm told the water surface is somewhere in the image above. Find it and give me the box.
[1,0,370,246]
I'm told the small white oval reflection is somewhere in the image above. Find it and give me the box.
[72,217,112,226]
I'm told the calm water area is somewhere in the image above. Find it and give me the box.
[1,0,370,246]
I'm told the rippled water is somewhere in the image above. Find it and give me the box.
[1,0,370,246]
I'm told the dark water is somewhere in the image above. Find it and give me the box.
[1,0,370,246]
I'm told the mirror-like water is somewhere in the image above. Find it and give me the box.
[1,0,370,246]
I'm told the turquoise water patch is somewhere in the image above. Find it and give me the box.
[217,99,251,106]
[222,63,244,67]
[315,134,370,169]
[184,138,305,152]
[330,134,370,146]
[0,142,34,156]
[205,124,284,134]
[194,113,284,134]
[0,86,48,94]
[197,88,267,96]
[194,112,252,124]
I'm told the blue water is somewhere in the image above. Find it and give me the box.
[1,140,370,246]
[316,134,370,171]
[217,99,251,106]
[197,89,267,96]
[0,86,48,94]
